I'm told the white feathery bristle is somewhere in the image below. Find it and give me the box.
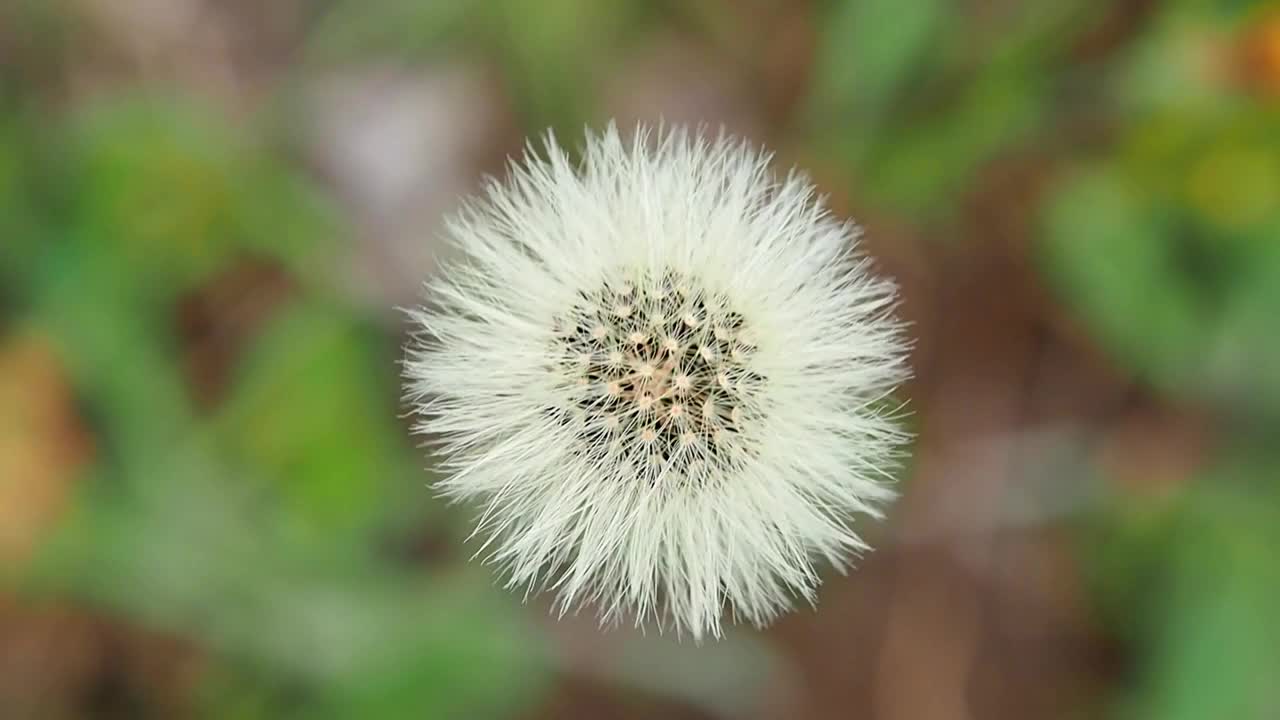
[404,124,911,640]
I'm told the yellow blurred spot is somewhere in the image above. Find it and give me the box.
[1186,147,1279,231]
[0,334,91,570]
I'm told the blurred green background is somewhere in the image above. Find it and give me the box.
[2,0,1279,718]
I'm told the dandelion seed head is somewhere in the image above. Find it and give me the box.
[404,124,911,640]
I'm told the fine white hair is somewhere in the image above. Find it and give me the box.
[405,124,910,640]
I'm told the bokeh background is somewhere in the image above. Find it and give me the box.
[3,0,1279,718]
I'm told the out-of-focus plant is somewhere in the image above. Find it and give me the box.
[1042,8,1280,421]
[9,98,547,718]
[806,0,1095,220]
[1045,3,1280,719]
[304,0,649,133]
[1086,452,1280,720]
[0,115,49,314]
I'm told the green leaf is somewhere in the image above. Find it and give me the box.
[1084,456,1280,720]
[33,248,196,460]
[1203,242,1280,419]
[215,300,413,535]
[65,98,338,300]
[70,101,244,293]
[1041,167,1205,391]
[1132,464,1280,719]
[0,120,37,306]
[861,64,1043,215]
[811,0,948,125]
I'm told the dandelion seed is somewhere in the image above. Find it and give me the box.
[404,124,911,640]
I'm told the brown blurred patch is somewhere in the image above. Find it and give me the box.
[1068,0,1159,63]
[734,0,819,133]
[0,333,91,570]
[1097,398,1210,497]
[68,0,242,110]
[873,230,1046,720]
[528,674,715,720]
[763,141,1141,719]
[1237,8,1280,97]
[968,526,1120,720]
[0,596,204,719]
[175,258,295,409]
[601,33,764,142]
[767,547,898,719]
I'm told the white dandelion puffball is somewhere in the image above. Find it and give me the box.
[405,125,911,640]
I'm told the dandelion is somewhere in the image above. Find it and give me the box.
[404,125,910,640]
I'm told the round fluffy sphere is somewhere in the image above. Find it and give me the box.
[405,125,910,640]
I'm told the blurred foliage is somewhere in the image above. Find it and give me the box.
[0,121,29,307]
[303,0,649,133]
[1086,452,1280,719]
[5,95,546,717]
[216,301,407,534]
[2,0,1279,717]
[1043,2,1280,718]
[1043,10,1280,422]
[62,101,337,300]
[806,0,1093,219]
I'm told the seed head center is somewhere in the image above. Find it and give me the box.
[551,269,767,478]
